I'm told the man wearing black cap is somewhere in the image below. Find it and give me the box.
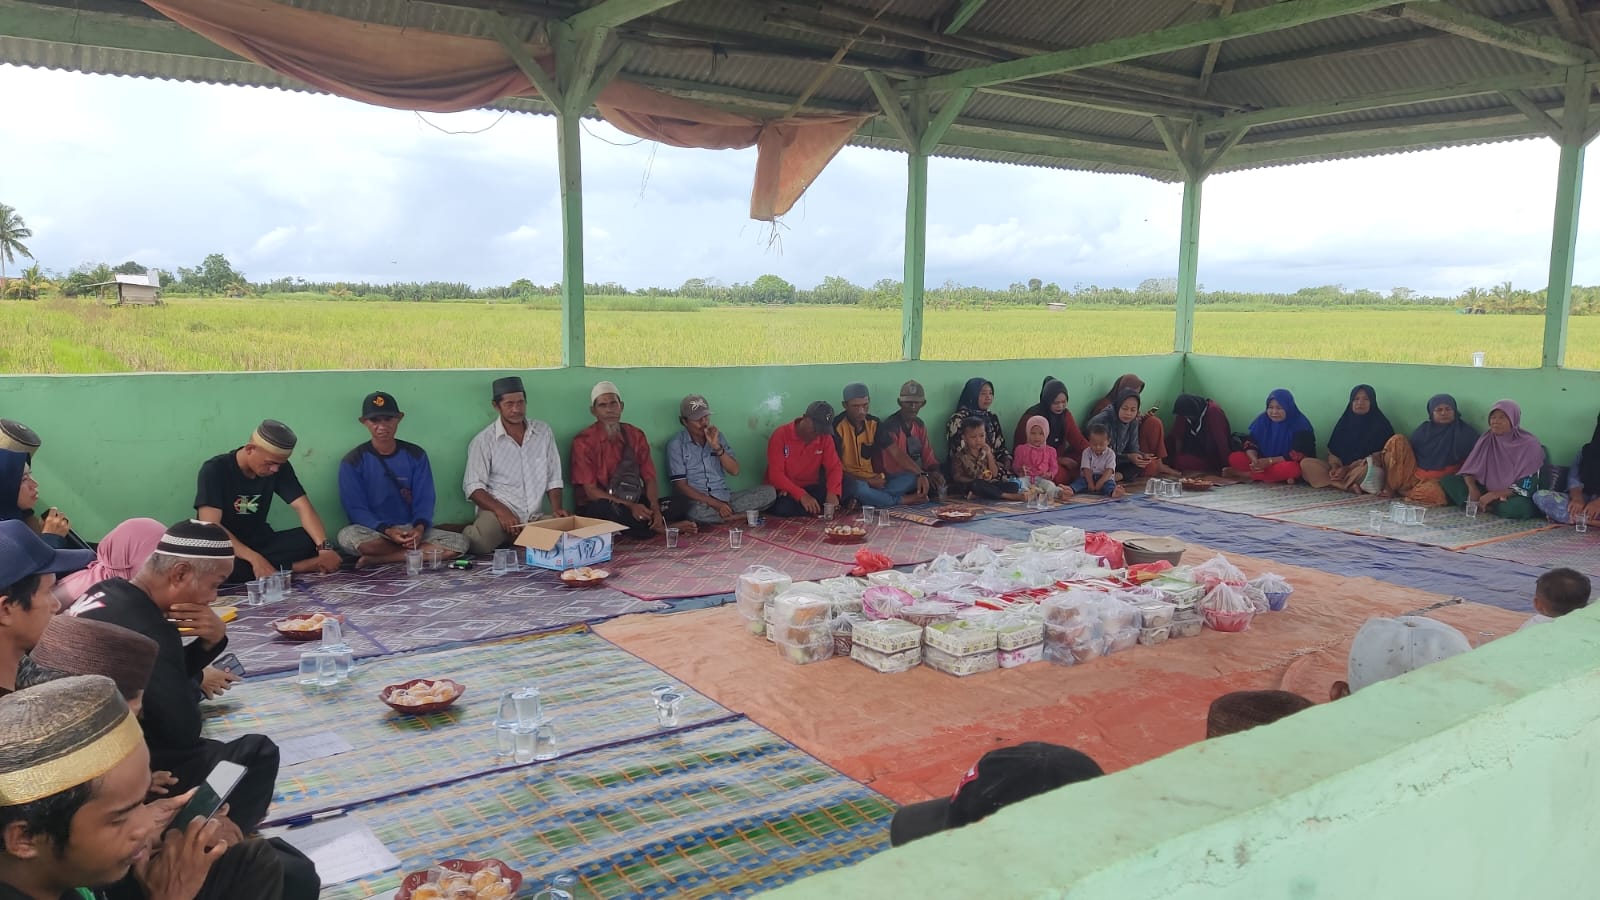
[0,520,93,695]
[195,420,341,583]
[462,376,568,555]
[889,742,1104,846]
[337,392,469,567]
[876,379,945,500]
[765,401,844,517]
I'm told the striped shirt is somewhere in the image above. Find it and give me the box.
[463,417,564,522]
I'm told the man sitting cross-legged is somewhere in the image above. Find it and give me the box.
[336,391,468,568]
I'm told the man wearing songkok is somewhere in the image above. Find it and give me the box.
[337,391,468,567]
[70,521,279,835]
[0,676,294,900]
[572,382,686,539]
[463,376,568,555]
[666,394,776,526]
[0,520,92,695]
[195,420,340,584]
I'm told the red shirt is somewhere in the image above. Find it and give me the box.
[766,420,843,499]
[571,422,657,488]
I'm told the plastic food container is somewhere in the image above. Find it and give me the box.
[1138,624,1170,646]
[1169,609,1204,638]
[1133,602,1174,628]
[995,619,1045,651]
[774,633,835,665]
[897,601,963,629]
[770,592,833,628]
[851,642,921,673]
[997,643,1043,668]
[737,569,791,604]
[852,619,924,655]
[1043,621,1091,646]
[1029,525,1086,550]
[1105,628,1138,654]
[925,620,999,656]
[923,645,998,677]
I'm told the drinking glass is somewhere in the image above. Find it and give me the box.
[860,505,877,526]
[729,528,744,549]
[263,573,284,603]
[513,727,537,764]
[532,722,558,761]
[424,547,443,570]
[821,502,837,521]
[1368,510,1385,532]
[316,651,338,686]
[493,690,517,758]
[297,650,323,685]
[534,872,578,900]
[1577,512,1589,534]
[320,617,344,646]
[405,550,423,576]
[665,527,680,549]
[1465,500,1480,519]
[512,686,544,727]
[877,507,891,527]
[654,691,684,728]
[1144,479,1160,497]
[649,684,675,701]
[245,580,266,607]
[491,548,513,575]
[746,509,760,526]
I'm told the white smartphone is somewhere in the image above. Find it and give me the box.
[170,760,246,832]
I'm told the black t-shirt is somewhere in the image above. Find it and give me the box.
[195,449,306,543]
[71,578,224,758]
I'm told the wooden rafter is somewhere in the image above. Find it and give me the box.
[1197,0,1236,96]
[565,0,686,32]
[1395,2,1597,65]
[1546,0,1600,52]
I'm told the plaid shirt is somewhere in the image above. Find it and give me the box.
[463,417,564,522]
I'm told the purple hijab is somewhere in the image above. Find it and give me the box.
[1457,400,1545,490]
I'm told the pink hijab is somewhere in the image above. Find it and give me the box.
[55,517,166,601]
[1457,400,1545,491]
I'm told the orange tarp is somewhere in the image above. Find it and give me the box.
[145,0,869,220]
[595,542,1526,805]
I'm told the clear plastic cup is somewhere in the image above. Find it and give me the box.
[320,617,343,645]
[654,691,684,728]
[1577,512,1589,534]
[729,528,744,549]
[316,651,338,686]
[514,728,536,764]
[245,580,266,607]
[877,507,891,527]
[492,548,514,575]
[424,547,443,570]
[1368,510,1385,532]
[493,690,517,758]
[405,550,423,576]
[665,527,680,549]
[821,503,837,521]
[1144,480,1159,497]
[1465,500,1480,519]
[746,509,760,527]
[297,650,323,685]
[532,722,558,760]
[861,505,877,525]
[512,686,544,727]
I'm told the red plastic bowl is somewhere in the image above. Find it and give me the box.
[1202,609,1254,633]
[395,858,522,899]
[379,678,465,714]
[272,613,342,641]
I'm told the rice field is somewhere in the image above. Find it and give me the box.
[1,297,1593,372]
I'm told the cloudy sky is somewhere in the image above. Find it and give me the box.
[4,63,1598,297]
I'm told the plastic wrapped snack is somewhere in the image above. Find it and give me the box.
[862,585,917,621]
[1251,573,1293,611]
[961,544,999,571]
[897,600,964,629]
[1169,607,1203,638]
[1133,601,1175,628]
[830,613,862,656]
[923,645,999,677]
[1242,584,1270,614]
[1200,581,1254,633]
[851,642,921,673]
[775,633,835,665]
[1105,627,1139,653]
[1029,525,1086,551]
[1192,554,1246,590]
[770,591,834,629]
[995,617,1045,651]
[997,643,1043,668]
[852,618,924,655]
[1138,624,1170,646]
[1041,589,1101,628]
[737,566,792,605]
[925,620,1000,656]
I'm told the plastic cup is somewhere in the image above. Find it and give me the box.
[405,550,423,576]
[245,580,266,607]
[877,507,891,527]
[1577,512,1589,534]
[316,651,338,686]
[649,684,675,700]
[424,547,443,570]
[297,650,322,685]
[533,722,558,761]
[512,687,544,727]
[1465,500,1480,519]
[493,690,517,759]
[1472,351,1486,367]
[860,505,877,526]
[822,502,837,521]
[654,691,684,728]
[746,509,760,526]
[1368,510,1384,532]
[665,527,680,549]
[492,548,514,575]
[729,528,744,549]
[1144,480,1159,497]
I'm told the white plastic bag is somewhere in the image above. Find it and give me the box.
[1200,582,1253,632]
[1250,573,1294,611]
[960,544,999,571]
[1192,554,1246,589]
[862,585,916,620]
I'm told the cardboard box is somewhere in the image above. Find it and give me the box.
[514,516,628,571]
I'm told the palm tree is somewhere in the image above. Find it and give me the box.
[15,264,50,301]
[0,204,33,292]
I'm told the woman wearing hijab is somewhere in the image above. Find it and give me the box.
[945,377,1012,476]
[0,448,75,548]
[54,517,167,603]
[1379,394,1478,506]
[1533,412,1600,524]
[1089,373,1171,473]
[1440,399,1545,518]
[1013,377,1089,485]
[1167,393,1234,473]
[1224,389,1316,483]
[1302,385,1394,493]
[1087,388,1163,480]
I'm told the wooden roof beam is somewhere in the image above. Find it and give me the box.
[905,0,1405,93]
[1547,0,1600,52]
[1395,2,1597,65]
[1197,0,1236,96]
[943,0,988,35]
[1500,88,1566,139]
[565,0,687,32]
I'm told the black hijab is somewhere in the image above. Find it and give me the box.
[1023,377,1069,447]
[1326,384,1394,463]
[1174,394,1208,436]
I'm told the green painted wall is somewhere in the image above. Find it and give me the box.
[1184,355,1600,468]
[770,604,1600,899]
[3,355,1180,539]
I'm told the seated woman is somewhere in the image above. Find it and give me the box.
[0,448,74,548]
[1167,393,1234,473]
[1089,373,1176,476]
[1301,385,1393,493]
[54,517,167,604]
[1087,388,1162,481]
[1380,394,1478,505]
[1533,412,1600,524]
[945,378,1012,478]
[1439,400,1544,519]
[1014,377,1089,486]
[1224,389,1315,483]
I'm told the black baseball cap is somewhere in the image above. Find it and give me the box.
[361,391,402,419]
[888,742,1103,846]
[803,400,835,431]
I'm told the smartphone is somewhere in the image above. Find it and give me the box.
[170,761,245,832]
[213,653,245,677]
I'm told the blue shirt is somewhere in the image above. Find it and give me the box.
[666,429,737,502]
[339,440,438,532]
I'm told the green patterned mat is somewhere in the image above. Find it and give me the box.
[202,629,728,821]
[1269,497,1560,550]
[1165,482,1369,516]
[1463,524,1600,576]
[304,717,893,899]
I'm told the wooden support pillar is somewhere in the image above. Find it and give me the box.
[1175,174,1203,354]
[556,106,587,367]
[1543,66,1591,368]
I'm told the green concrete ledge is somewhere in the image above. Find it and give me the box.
[770,604,1600,898]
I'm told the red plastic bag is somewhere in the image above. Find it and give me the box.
[849,549,893,577]
[1126,561,1173,582]
[1083,532,1125,569]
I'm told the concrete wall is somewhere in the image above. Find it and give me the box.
[770,604,1600,899]
[4,355,1181,538]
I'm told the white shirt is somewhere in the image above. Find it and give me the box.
[1517,614,1554,632]
[463,417,564,522]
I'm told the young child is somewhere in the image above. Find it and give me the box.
[950,418,1026,501]
[1067,423,1124,498]
[1518,567,1591,630]
[1013,415,1062,504]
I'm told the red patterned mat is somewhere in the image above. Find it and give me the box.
[601,529,849,601]
[744,514,1011,565]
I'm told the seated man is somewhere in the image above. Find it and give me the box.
[0,675,294,900]
[877,380,945,501]
[834,384,924,509]
[572,382,687,538]
[1330,615,1472,700]
[766,401,844,517]
[71,520,280,835]
[0,520,92,694]
[463,376,568,555]
[666,394,776,526]
[195,420,341,583]
[337,391,469,567]
[890,742,1103,847]
[1205,690,1314,738]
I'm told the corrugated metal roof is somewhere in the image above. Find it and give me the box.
[0,0,1590,181]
